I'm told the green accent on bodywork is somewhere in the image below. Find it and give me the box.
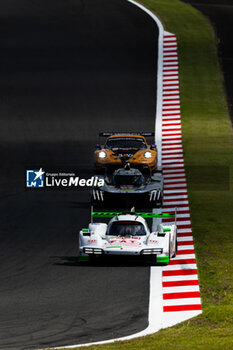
[82,228,89,232]
[106,246,122,249]
[78,256,89,262]
[163,228,171,232]
[92,211,121,217]
[92,211,175,219]
[157,256,170,263]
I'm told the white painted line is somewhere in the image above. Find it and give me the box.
[162,154,183,159]
[162,206,189,212]
[178,236,193,242]
[163,298,201,306]
[178,228,192,233]
[162,120,181,123]
[163,62,179,66]
[163,48,177,51]
[163,78,179,82]
[164,178,186,183]
[163,84,179,92]
[164,183,187,188]
[163,43,177,46]
[163,100,180,103]
[172,212,190,219]
[171,254,196,260]
[163,200,189,206]
[178,245,194,250]
[164,38,177,42]
[163,167,185,173]
[162,140,182,144]
[163,275,198,282]
[164,190,187,195]
[162,131,182,136]
[163,65,179,69]
[163,91,179,96]
[176,220,191,225]
[163,286,200,293]
[164,264,197,271]
[164,181,187,185]
[163,70,179,74]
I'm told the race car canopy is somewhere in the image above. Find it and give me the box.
[92,211,175,218]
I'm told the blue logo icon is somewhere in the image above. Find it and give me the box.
[26,168,45,188]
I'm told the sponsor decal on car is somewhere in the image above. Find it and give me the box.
[110,238,142,247]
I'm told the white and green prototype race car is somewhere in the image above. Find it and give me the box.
[78,210,177,264]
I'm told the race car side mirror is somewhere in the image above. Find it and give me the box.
[157,224,166,237]
[150,144,156,150]
[95,144,102,150]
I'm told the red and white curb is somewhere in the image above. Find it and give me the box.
[161,32,201,326]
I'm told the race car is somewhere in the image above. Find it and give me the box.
[94,132,158,173]
[91,164,163,208]
[78,210,177,264]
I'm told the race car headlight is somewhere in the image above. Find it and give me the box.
[83,247,103,255]
[141,248,163,255]
[144,151,152,159]
[98,151,107,159]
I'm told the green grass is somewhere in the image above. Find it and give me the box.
[46,1,233,349]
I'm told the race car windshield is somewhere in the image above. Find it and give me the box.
[105,138,146,150]
[108,221,146,236]
[114,175,142,186]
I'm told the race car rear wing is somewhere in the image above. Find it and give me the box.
[91,211,175,219]
[90,206,177,223]
[99,132,155,137]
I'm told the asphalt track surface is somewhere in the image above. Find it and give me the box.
[183,0,233,122]
[0,1,158,349]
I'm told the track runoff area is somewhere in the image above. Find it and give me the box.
[54,3,202,350]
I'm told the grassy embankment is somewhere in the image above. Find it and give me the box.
[52,0,233,349]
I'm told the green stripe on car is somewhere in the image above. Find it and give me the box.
[157,256,170,263]
[106,246,122,249]
[92,212,175,218]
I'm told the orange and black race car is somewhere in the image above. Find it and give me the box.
[94,132,158,173]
